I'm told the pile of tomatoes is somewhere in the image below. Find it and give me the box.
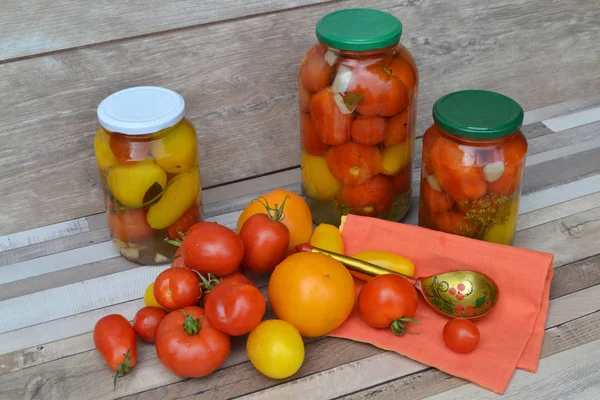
[299,43,417,220]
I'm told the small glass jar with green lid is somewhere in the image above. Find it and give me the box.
[298,8,419,226]
[419,90,527,245]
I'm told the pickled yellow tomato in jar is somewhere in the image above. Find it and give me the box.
[418,90,527,245]
[299,8,418,226]
[95,87,204,264]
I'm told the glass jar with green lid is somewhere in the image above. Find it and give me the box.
[419,90,527,245]
[299,8,419,226]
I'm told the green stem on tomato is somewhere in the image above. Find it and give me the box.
[195,272,221,293]
[181,310,201,335]
[114,348,133,389]
[253,195,290,223]
[390,317,421,336]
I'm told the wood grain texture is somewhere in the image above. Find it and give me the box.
[1,0,599,236]
[345,310,600,400]
[0,0,330,61]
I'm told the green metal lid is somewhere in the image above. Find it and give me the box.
[433,90,524,140]
[316,8,403,51]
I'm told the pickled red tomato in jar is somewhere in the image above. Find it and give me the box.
[299,8,419,226]
[94,87,204,265]
[419,90,527,245]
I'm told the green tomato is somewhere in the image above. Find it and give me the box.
[108,159,167,207]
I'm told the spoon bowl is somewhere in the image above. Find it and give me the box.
[296,244,499,320]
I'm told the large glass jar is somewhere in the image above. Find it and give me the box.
[94,86,203,264]
[299,8,418,226]
[418,90,527,245]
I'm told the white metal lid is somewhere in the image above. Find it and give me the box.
[97,86,185,135]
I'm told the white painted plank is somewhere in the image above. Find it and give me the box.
[239,284,600,400]
[424,339,600,399]
[0,266,168,334]
[0,299,145,355]
[523,95,600,126]
[543,106,600,132]
[0,241,119,285]
[519,175,600,214]
[517,192,600,231]
[524,136,600,167]
[0,218,88,252]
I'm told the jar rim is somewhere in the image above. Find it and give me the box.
[97,86,185,135]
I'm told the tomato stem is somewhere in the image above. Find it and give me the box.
[164,238,182,247]
[196,272,221,293]
[181,310,201,335]
[390,317,421,336]
[253,195,289,223]
[113,348,133,388]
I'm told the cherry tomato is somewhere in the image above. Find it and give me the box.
[204,279,266,336]
[181,222,244,276]
[443,319,480,353]
[350,116,388,145]
[109,133,151,163]
[133,306,168,343]
[107,209,154,243]
[93,314,137,382]
[239,198,290,273]
[153,268,202,311]
[340,175,394,217]
[326,142,382,185]
[171,248,186,268]
[155,306,231,378]
[166,206,201,240]
[358,274,419,335]
[299,44,333,93]
[311,87,352,145]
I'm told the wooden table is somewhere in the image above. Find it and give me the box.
[1,95,599,399]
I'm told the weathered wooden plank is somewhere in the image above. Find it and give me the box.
[0,218,88,252]
[1,0,599,237]
[543,106,600,132]
[345,310,600,399]
[517,192,600,231]
[0,0,330,61]
[519,175,600,215]
[523,94,600,125]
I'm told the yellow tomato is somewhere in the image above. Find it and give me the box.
[301,152,342,201]
[483,196,519,245]
[152,119,198,174]
[381,141,411,176]
[143,283,166,310]
[147,168,200,229]
[237,189,313,252]
[247,319,305,379]
[309,223,345,254]
[351,250,415,281]
[108,159,167,207]
[93,128,118,172]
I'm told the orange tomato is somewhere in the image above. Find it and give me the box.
[340,175,394,217]
[299,44,333,93]
[421,178,455,213]
[236,189,312,252]
[311,88,352,145]
[109,134,151,163]
[436,212,476,237]
[346,65,408,117]
[384,109,409,146]
[326,142,382,185]
[268,252,355,337]
[501,134,528,165]
[350,116,388,145]
[387,55,417,95]
[301,113,327,156]
[392,166,412,193]
[488,165,520,197]
[108,209,154,243]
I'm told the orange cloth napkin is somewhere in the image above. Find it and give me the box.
[329,215,554,394]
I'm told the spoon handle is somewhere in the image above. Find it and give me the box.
[296,243,415,282]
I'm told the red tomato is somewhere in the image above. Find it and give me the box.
[443,319,480,353]
[93,314,137,381]
[501,133,528,165]
[340,175,394,217]
[166,206,201,240]
[107,209,154,243]
[171,248,186,268]
[387,55,417,95]
[155,306,231,377]
[216,271,255,287]
[301,112,327,156]
[109,134,151,163]
[350,116,388,145]
[298,76,313,113]
[239,198,290,273]
[133,306,168,343]
[181,222,244,276]
[311,87,352,145]
[488,165,520,196]
[358,274,419,335]
[326,142,382,185]
[153,268,202,311]
[421,178,455,213]
[435,212,477,237]
[299,44,333,93]
[392,166,412,194]
[205,280,266,336]
[346,65,408,117]
[384,109,409,146]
